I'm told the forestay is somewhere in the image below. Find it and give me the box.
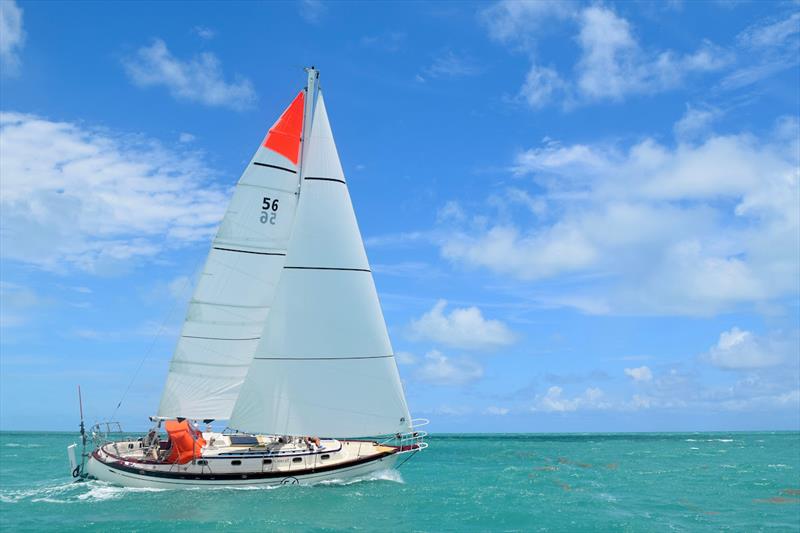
[229,92,412,438]
[158,92,305,421]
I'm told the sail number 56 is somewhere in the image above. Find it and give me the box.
[260,197,279,224]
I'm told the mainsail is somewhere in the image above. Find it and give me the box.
[157,91,306,420]
[229,92,412,437]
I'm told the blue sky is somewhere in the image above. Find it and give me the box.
[1,0,798,433]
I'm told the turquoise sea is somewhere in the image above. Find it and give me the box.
[1,431,798,531]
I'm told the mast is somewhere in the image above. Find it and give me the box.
[299,66,320,186]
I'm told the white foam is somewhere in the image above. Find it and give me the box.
[76,483,164,502]
[313,468,405,486]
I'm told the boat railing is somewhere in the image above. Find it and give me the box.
[381,418,430,453]
[89,421,126,447]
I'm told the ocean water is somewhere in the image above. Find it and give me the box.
[1,432,798,532]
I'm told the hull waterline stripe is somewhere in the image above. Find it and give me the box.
[253,162,297,174]
[213,247,286,256]
[182,335,261,341]
[304,177,346,184]
[284,266,370,272]
[254,355,394,361]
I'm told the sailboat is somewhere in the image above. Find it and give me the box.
[68,68,427,488]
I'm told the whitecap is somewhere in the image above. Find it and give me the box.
[76,483,164,502]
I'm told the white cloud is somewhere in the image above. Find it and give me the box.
[519,64,569,109]
[706,327,788,370]
[624,366,653,382]
[532,386,609,412]
[0,282,39,328]
[483,406,510,416]
[440,117,799,316]
[178,132,196,143]
[420,51,481,80]
[480,0,574,48]
[0,112,227,272]
[484,3,730,108]
[192,26,216,40]
[736,12,800,50]
[409,300,515,350]
[123,39,256,111]
[0,0,24,75]
[574,6,727,103]
[298,0,326,24]
[673,105,721,141]
[415,350,483,386]
[721,11,800,90]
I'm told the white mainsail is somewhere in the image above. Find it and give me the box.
[229,92,412,437]
[158,92,307,420]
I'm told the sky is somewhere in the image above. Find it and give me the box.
[0,0,798,433]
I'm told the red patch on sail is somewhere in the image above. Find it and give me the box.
[263,90,304,165]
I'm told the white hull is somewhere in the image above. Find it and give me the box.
[81,433,414,489]
[86,452,398,489]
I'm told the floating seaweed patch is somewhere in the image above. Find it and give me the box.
[753,497,800,505]
[678,499,720,515]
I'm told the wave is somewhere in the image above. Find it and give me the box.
[0,480,164,504]
[312,468,405,486]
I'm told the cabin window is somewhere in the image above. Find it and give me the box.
[321,454,330,460]
[292,457,302,463]
[231,460,242,466]
[196,460,208,466]
[263,459,272,465]
[128,443,134,449]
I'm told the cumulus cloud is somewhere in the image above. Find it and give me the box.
[482,3,730,108]
[0,0,24,75]
[439,117,799,316]
[123,39,256,110]
[706,327,790,370]
[415,350,483,386]
[409,300,515,350]
[673,105,721,141]
[574,7,727,103]
[480,0,574,48]
[532,386,609,412]
[0,112,227,272]
[624,366,653,382]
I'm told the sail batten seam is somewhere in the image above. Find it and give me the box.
[252,162,297,174]
[283,266,370,272]
[303,176,346,184]
[253,355,394,360]
[213,247,287,256]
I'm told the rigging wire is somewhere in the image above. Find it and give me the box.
[107,261,202,422]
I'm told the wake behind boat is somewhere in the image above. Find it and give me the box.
[68,67,427,488]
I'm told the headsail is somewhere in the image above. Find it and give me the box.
[158,91,306,420]
[229,92,412,437]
